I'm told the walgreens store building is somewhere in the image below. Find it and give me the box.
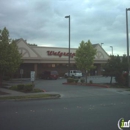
[14,39,110,78]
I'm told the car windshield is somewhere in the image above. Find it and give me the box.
[76,70,82,73]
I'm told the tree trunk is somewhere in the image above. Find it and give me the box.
[0,72,4,87]
[85,71,87,83]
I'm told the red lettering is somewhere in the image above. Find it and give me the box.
[73,53,75,56]
[70,53,72,57]
[53,52,58,55]
[59,52,63,57]
[58,51,60,55]
[50,51,53,55]
[64,52,67,56]
[47,51,75,58]
[71,53,75,58]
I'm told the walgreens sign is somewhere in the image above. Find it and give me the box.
[47,51,75,58]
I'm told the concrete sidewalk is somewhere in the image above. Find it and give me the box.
[0,78,60,98]
[0,88,27,97]
[0,88,59,98]
[0,87,59,97]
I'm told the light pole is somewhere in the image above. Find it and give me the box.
[126,8,130,87]
[101,43,104,47]
[65,15,70,77]
[110,46,113,55]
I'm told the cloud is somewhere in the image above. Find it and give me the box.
[0,0,129,55]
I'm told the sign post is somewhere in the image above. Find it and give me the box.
[31,71,35,88]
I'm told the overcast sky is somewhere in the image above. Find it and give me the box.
[0,0,130,55]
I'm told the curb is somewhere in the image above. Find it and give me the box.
[0,94,61,101]
[62,83,109,88]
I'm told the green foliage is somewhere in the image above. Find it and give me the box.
[3,76,10,80]
[17,84,24,90]
[103,55,122,76]
[115,73,128,86]
[74,79,79,83]
[28,43,37,46]
[32,88,44,93]
[23,84,33,92]
[0,27,22,78]
[121,55,128,71]
[103,55,128,84]
[75,40,97,82]
[67,78,74,83]
[89,80,93,84]
[10,84,33,92]
[10,85,18,90]
[80,78,85,83]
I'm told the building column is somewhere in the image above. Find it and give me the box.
[34,63,37,79]
[97,64,101,75]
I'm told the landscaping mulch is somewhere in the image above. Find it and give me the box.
[62,82,109,88]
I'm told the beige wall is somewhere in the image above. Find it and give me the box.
[14,39,110,78]
[16,39,109,64]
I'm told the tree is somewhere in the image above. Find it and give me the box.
[0,27,22,81]
[103,55,128,84]
[115,55,128,85]
[121,54,128,71]
[103,55,122,84]
[28,43,37,46]
[75,40,97,82]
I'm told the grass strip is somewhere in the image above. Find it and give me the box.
[126,89,130,91]
[0,94,60,100]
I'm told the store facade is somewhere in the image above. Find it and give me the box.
[14,38,110,78]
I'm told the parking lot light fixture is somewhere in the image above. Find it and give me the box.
[110,46,113,55]
[65,15,70,77]
[126,8,130,87]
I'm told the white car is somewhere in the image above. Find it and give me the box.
[64,70,82,78]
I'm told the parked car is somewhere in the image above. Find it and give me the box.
[64,70,82,78]
[41,70,59,80]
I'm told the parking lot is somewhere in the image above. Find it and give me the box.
[33,76,129,98]
[4,76,128,98]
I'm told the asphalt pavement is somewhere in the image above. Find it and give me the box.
[0,94,130,130]
[0,76,129,99]
[0,76,130,130]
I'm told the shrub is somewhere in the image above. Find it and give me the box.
[67,78,74,83]
[3,76,10,81]
[115,72,127,86]
[23,84,33,92]
[32,88,43,93]
[10,85,18,90]
[89,80,93,84]
[10,83,34,92]
[17,84,24,90]
[80,78,85,83]
[123,73,128,85]
[74,79,78,83]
